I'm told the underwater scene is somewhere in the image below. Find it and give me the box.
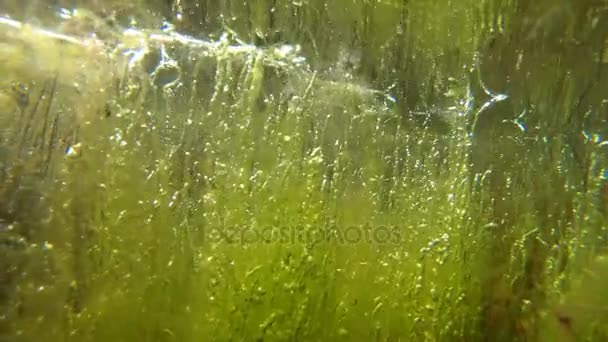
[1,0,608,341]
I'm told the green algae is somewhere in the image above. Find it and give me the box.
[0,1,608,341]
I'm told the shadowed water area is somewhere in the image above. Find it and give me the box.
[1,1,608,341]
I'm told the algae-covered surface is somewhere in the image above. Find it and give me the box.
[1,1,608,341]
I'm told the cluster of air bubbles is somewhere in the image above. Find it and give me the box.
[57,8,74,20]
[160,19,175,33]
[269,44,306,68]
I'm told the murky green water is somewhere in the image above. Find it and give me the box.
[1,1,608,341]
